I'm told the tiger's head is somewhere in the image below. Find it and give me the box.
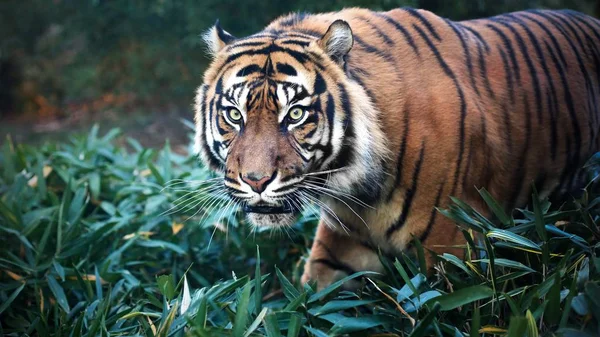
[194,19,388,228]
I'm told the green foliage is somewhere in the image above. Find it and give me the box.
[1,126,600,336]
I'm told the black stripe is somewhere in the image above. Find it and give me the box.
[347,68,377,104]
[505,14,560,129]
[330,85,355,170]
[279,39,311,47]
[518,13,569,70]
[354,36,396,64]
[544,35,583,195]
[549,12,596,136]
[485,23,522,84]
[546,86,559,161]
[404,8,441,41]
[276,63,297,76]
[236,64,262,77]
[200,87,224,169]
[208,97,226,165]
[314,239,359,275]
[386,141,425,239]
[376,13,420,56]
[530,10,587,175]
[317,94,335,168]
[358,16,395,46]
[558,12,600,149]
[446,20,479,96]
[224,176,238,185]
[221,44,309,74]
[490,19,544,124]
[419,182,445,243]
[313,72,327,95]
[412,24,467,197]
[506,95,532,211]
[497,45,515,104]
[460,24,491,53]
[476,40,495,99]
[311,258,357,276]
[387,106,410,202]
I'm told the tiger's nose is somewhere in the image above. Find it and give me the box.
[241,171,277,193]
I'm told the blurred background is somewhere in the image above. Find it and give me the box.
[1,0,598,151]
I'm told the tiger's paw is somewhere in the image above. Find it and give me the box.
[301,259,360,291]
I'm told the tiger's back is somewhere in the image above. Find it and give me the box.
[195,7,600,287]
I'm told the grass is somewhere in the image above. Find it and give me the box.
[0,124,599,336]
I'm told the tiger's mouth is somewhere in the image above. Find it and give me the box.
[243,203,294,214]
[245,203,299,227]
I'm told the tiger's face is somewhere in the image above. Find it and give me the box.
[195,20,385,227]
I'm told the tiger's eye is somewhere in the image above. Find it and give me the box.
[227,108,242,122]
[288,107,305,122]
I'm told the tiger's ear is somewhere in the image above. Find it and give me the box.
[317,20,353,65]
[203,19,236,57]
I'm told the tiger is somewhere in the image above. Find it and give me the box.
[194,7,600,289]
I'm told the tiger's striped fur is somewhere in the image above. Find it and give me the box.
[194,8,600,289]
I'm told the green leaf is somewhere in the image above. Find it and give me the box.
[394,259,420,300]
[525,310,538,337]
[304,326,329,337]
[585,281,600,322]
[470,302,480,337]
[88,172,101,200]
[254,246,262,314]
[475,258,536,273]
[53,260,65,281]
[560,271,578,328]
[308,300,378,316]
[148,162,165,185]
[0,283,25,315]
[263,313,281,337]
[194,292,208,328]
[408,302,441,337]
[426,286,494,311]
[94,265,103,300]
[287,313,302,337]
[233,282,252,337]
[487,229,541,252]
[276,266,300,302]
[157,274,176,301]
[243,307,268,337]
[308,271,377,303]
[136,239,186,254]
[438,253,474,277]
[506,316,528,337]
[328,314,391,335]
[283,292,307,312]
[47,276,70,313]
[156,302,178,337]
[545,272,561,326]
[478,187,511,226]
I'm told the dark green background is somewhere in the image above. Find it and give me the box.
[0,0,597,133]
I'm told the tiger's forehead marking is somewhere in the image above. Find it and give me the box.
[218,55,315,114]
[222,60,311,95]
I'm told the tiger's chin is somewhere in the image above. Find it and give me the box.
[246,212,298,228]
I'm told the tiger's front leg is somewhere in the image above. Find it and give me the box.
[301,222,383,290]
